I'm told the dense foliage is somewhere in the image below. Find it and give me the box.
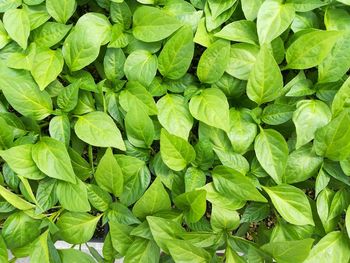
[1,0,350,262]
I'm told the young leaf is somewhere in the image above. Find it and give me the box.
[32,137,76,183]
[263,184,314,226]
[158,25,194,79]
[132,177,171,219]
[254,129,289,184]
[160,129,195,171]
[189,88,230,132]
[95,148,124,197]
[74,111,125,150]
[247,45,283,105]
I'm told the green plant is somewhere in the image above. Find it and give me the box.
[0,0,350,262]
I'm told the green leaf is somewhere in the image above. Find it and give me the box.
[184,167,206,192]
[109,221,135,255]
[3,8,30,49]
[261,238,314,263]
[158,25,194,79]
[332,76,350,117]
[124,239,160,263]
[29,231,50,263]
[57,212,101,244]
[0,144,43,179]
[157,94,193,140]
[166,239,212,263]
[31,48,64,90]
[116,155,151,206]
[147,216,185,253]
[62,14,111,71]
[87,184,112,212]
[247,45,283,105]
[46,0,76,24]
[119,81,158,115]
[0,64,52,120]
[0,233,8,263]
[189,88,230,132]
[215,20,258,44]
[263,184,314,226]
[56,179,90,212]
[35,178,57,213]
[226,43,259,80]
[254,129,289,184]
[2,211,41,249]
[174,189,207,223]
[293,100,332,149]
[125,107,155,148]
[212,165,267,202]
[59,249,96,263]
[304,231,350,263]
[32,137,76,183]
[227,108,257,154]
[211,204,240,232]
[284,144,323,184]
[49,115,71,146]
[286,30,342,69]
[0,184,35,210]
[197,39,230,83]
[124,50,157,86]
[95,148,124,197]
[132,177,171,219]
[314,110,350,161]
[32,22,72,48]
[257,0,295,44]
[160,128,195,171]
[74,111,125,150]
[133,6,182,42]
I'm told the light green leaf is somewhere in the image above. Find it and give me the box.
[314,110,350,161]
[74,111,125,150]
[212,165,267,202]
[304,231,350,263]
[247,45,283,105]
[132,177,171,219]
[3,8,30,49]
[197,39,230,83]
[0,184,35,210]
[332,76,350,117]
[174,189,206,223]
[166,239,212,263]
[32,22,72,48]
[59,249,96,263]
[254,129,289,184]
[157,94,193,140]
[284,144,323,184]
[133,6,182,42]
[226,43,260,80]
[0,64,52,120]
[263,184,314,226]
[32,137,76,183]
[189,88,230,132]
[125,106,155,148]
[215,20,258,45]
[0,144,43,180]
[211,204,240,232]
[31,48,64,90]
[57,212,101,244]
[46,0,76,24]
[158,25,194,79]
[124,50,157,86]
[95,148,124,197]
[124,239,160,263]
[286,30,342,69]
[56,179,90,212]
[160,128,195,171]
[257,0,295,44]
[293,100,332,149]
[119,81,157,115]
[49,115,71,147]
